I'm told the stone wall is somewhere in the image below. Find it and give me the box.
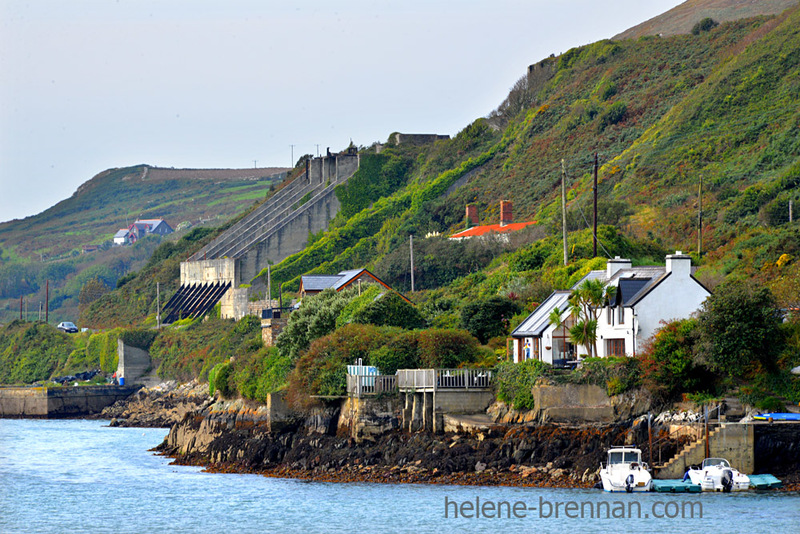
[261,318,288,347]
[338,396,401,442]
[0,386,139,417]
[656,423,755,478]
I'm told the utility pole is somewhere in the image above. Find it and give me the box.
[19,296,22,320]
[290,145,295,168]
[698,175,703,257]
[409,235,415,292]
[267,263,272,312]
[561,159,568,266]
[156,282,161,329]
[593,152,598,258]
[45,280,49,323]
[253,160,257,168]
[315,144,320,157]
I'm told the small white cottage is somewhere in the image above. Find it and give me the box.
[511,252,710,365]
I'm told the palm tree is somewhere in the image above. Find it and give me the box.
[568,279,616,358]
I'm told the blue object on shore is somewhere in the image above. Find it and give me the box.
[119,377,125,386]
[748,474,783,489]
[752,413,800,421]
[651,479,701,493]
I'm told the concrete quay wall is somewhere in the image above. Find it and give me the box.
[0,386,139,418]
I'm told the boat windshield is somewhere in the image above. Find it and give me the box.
[608,450,641,464]
[702,458,730,468]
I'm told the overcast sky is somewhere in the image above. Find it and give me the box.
[0,0,683,223]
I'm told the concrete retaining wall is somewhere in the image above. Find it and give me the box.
[657,423,755,479]
[117,340,151,385]
[0,386,139,418]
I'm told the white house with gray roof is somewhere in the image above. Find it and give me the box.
[511,252,710,365]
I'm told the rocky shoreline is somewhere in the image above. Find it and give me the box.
[104,382,800,492]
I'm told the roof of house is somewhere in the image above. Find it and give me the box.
[511,290,571,338]
[136,218,166,226]
[113,229,129,239]
[300,268,411,302]
[300,275,346,292]
[449,221,537,239]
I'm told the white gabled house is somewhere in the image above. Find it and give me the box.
[511,252,710,365]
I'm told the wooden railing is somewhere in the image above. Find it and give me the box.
[396,368,493,392]
[346,374,397,397]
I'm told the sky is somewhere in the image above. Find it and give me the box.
[0,0,684,223]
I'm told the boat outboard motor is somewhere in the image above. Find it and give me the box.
[721,469,734,492]
[625,474,635,493]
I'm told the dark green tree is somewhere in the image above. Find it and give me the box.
[696,279,784,376]
[351,292,425,330]
[460,295,521,344]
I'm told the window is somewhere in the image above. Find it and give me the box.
[607,338,626,356]
[607,307,614,326]
[618,306,624,324]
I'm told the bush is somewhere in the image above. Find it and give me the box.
[119,329,158,351]
[568,356,641,396]
[352,292,426,330]
[209,362,233,397]
[495,359,549,410]
[460,296,521,344]
[639,319,706,399]
[692,17,718,35]
[276,289,359,362]
[417,328,479,368]
[696,279,784,376]
[287,324,395,401]
[369,332,420,374]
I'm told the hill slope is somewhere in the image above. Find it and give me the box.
[613,0,798,40]
[0,165,287,324]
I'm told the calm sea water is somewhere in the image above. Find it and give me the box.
[1,419,798,533]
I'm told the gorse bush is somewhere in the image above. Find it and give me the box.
[495,359,549,410]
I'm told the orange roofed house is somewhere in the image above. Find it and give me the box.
[449,201,535,240]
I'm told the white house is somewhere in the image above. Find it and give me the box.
[511,252,710,365]
[113,219,173,245]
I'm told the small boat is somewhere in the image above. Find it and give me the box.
[599,446,652,492]
[685,458,750,492]
[752,412,800,422]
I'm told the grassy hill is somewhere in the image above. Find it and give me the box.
[612,0,798,39]
[0,165,287,325]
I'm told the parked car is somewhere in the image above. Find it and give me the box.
[57,321,79,333]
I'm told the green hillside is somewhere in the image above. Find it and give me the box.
[3,7,799,404]
[259,10,800,304]
[0,165,287,325]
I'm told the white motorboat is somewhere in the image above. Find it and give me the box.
[685,458,750,492]
[599,446,652,492]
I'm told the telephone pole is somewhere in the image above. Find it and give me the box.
[698,175,703,257]
[156,282,161,329]
[290,144,295,167]
[409,235,415,292]
[593,152,598,258]
[561,159,568,266]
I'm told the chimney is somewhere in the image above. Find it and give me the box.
[606,256,632,278]
[666,250,692,277]
[500,200,513,227]
[466,204,479,228]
